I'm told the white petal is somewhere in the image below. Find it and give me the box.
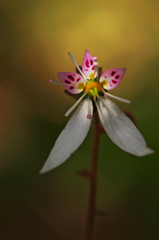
[40,99,93,173]
[96,98,154,156]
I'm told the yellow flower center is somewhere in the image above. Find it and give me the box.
[77,82,86,90]
[85,82,103,94]
[100,80,108,88]
[88,73,94,79]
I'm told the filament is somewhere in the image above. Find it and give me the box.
[87,98,92,119]
[50,79,75,87]
[65,93,86,117]
[68,52,87,80]
[104,92,131,104]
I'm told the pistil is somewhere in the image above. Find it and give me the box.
[85,82,103,94]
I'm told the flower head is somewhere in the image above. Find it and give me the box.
[40,50,154,173]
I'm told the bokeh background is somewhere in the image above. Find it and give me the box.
[0,0,159,239]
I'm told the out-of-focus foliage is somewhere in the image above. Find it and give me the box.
[0,0,158,239]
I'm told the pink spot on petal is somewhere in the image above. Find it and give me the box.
[92,66,94,70]
[115,75,119,79]
[76,78,81,82]
[112,80,117,84]
[86,60,89,68]
[104,76,107,78]
[87,114,92,120]
[90,60,93,65]
[85,69,88,71]
[65,80,71,84]
[70,86,74,90]
[111,71,115,76]
[68,75,74,81]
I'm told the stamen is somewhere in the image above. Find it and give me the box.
[50,79,75,87]
[104,92,131,104]
[65,93,86,117]
[68,52,87,80]
[100,80,108,88]
[87,98,92,119]
[85,82,103,94]
[94,59,98,79]
[77,82,85,90]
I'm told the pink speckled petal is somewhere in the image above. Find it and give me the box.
[57,72,86,94]
[82,50,95,79]
[100,68,126,90]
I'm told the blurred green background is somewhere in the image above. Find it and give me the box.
[0,0,158,239]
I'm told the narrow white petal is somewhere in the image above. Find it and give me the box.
[105,92,131,104]
[97,98,154,156]
[65,93,86,117]
[40,99,93,173]
[100,97,118,117]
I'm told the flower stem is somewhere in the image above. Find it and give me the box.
[83,112,101,240]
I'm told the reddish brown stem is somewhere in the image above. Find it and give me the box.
[83,112,101,240]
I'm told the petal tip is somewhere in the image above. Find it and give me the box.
[39,167,46,174]
[145,147,155,155]
[136,147,154,157]
[84,49,92,56]
[120,67,126,73]
[39,162,54,174]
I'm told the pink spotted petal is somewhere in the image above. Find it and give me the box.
[82,50,95,79]
[57,72,86,94]
[99,68,126,90]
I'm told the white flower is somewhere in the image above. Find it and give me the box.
[40,50,154,173]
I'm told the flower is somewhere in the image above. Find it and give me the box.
[40,50,154,173]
